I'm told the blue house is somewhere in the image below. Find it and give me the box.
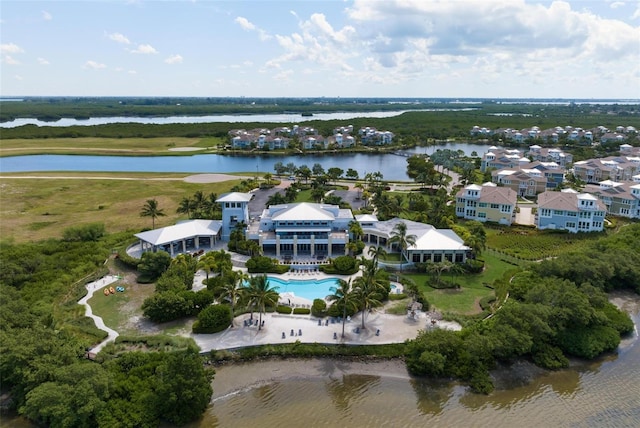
[536,190,606,233]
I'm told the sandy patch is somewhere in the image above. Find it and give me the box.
[183,173,251,183]
[168,147,205,152]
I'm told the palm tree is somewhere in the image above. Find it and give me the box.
[353,262,387,329]
[176,196,194,218]
[327,279,358,338]
[267,192,287,207]
[196,252,217,282]
[367,245,387,266]
[426,260,453,285]
[246,275,279,331]
[220,271,248,326]
[263,172,273,186]
[140,198,166,229]
[388,221,416,270]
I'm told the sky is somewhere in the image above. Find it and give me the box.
[1,0,639,99]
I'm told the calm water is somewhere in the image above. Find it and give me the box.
[198,294,640,428]
[0,109,475,128]
[0,143,492,181]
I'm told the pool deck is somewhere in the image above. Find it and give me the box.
[190,269,461,352]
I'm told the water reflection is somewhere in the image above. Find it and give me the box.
[410,378,454,415]
[326,374,380,413]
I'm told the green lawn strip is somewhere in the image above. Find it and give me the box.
[88,282,131,330]
[402,253,512,314]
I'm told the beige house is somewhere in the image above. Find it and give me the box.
[455,183,517,225]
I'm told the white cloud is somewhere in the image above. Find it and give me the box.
[164,54,183,64]
[1,43,24,54]
[633,4,640,19]
[609,2,625,9]
[129,44,158,54]
[235,16,271,41]
[83,60,106,69]
[128,70,137,74]
[235,17,256,31]
[14,74,23,81]
[108,32,131,44]
[37,57,50,65]
[42,10,52,21]
[3,55,20,65]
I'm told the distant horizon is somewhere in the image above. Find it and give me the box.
[1,96,639,103]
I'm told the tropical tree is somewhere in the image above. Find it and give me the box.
[196,252,217,281]
[246,275,279,331]
[263,172,273,186]
[426,260,453,285]
[354,259,387,329]
[220,271,248,326]
[328,279,358,338]
[140,198,166,229]
[312,163,325,176]
[176,196,194,218]
[311,187,326,203]
[388,221,417,269]
[345,168,359,180]
[284,185,298,202]
[367,245,387,266]
[267,192,287,206]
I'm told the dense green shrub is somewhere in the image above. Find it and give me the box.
[311,298,327,317]
[142,292,190,323]
[464,259,484,273]
[388,293,408,300]
[137,251,171,281]
[276,305,293,314]
[558,325,620,359]
[193,304,232,334]
[320,255,359,275]
[62,223,106,242]
[293,308,310,315]
[246,256,289,274]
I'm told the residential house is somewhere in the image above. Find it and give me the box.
[527,145,573,167]
[583,180,640,219]
[536,190,606,233]
[492,168,547,196]
[359,127,394,145]
[572,156,640,183]
[455,183,517,225]
[480,148,529,172]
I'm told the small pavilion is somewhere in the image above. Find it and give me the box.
[134,219,222,256]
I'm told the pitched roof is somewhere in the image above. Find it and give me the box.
[216,192,253,202]
[412,229,470,251]
[135,220,222,246]
[271,202,337,221]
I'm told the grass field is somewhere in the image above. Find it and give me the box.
[403,253,514,314]
[0,137,225,157]
[0,173,242,242]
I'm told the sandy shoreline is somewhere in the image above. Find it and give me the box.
[211,357,410,401]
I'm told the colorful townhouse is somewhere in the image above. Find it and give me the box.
[536,190,606,233]
[491,168,547,196]
[455,183,517,225]
[572,155,640,183]
[583,180,640,219]
[480,148,529,172]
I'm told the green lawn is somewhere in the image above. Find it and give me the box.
[88,282,131,330]
[403,253,514,314]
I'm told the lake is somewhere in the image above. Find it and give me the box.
[0,143,494,181]
[0,108,475,128]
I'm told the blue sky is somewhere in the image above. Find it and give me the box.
[1,0,639,99]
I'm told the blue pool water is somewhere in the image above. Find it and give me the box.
[266,277,340,301]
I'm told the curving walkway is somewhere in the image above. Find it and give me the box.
[78,275,121,354]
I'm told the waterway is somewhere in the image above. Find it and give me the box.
[0,109,475,128]
[0,143,493,181]
[193,293,640,428]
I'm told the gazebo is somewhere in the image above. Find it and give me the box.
[134,219,222,256]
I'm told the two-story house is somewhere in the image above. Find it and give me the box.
[455,183,517,225]
[492,168,547,196]
[481,148,529,172]
[583,180,640,219]
[536,190,606,233]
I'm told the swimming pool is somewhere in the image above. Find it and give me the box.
[266,277,340,301]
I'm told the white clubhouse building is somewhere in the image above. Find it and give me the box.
[134,192,470,263]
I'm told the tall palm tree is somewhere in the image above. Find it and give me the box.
[246,275,279,331]
[328,279,358,338]
[367,245,387,267]
[176,196,194,218]
[220,271,248,326]
[353,263,387,329]
[196,252,217,282]
[388,221,416,270]
[140,198,166,229]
